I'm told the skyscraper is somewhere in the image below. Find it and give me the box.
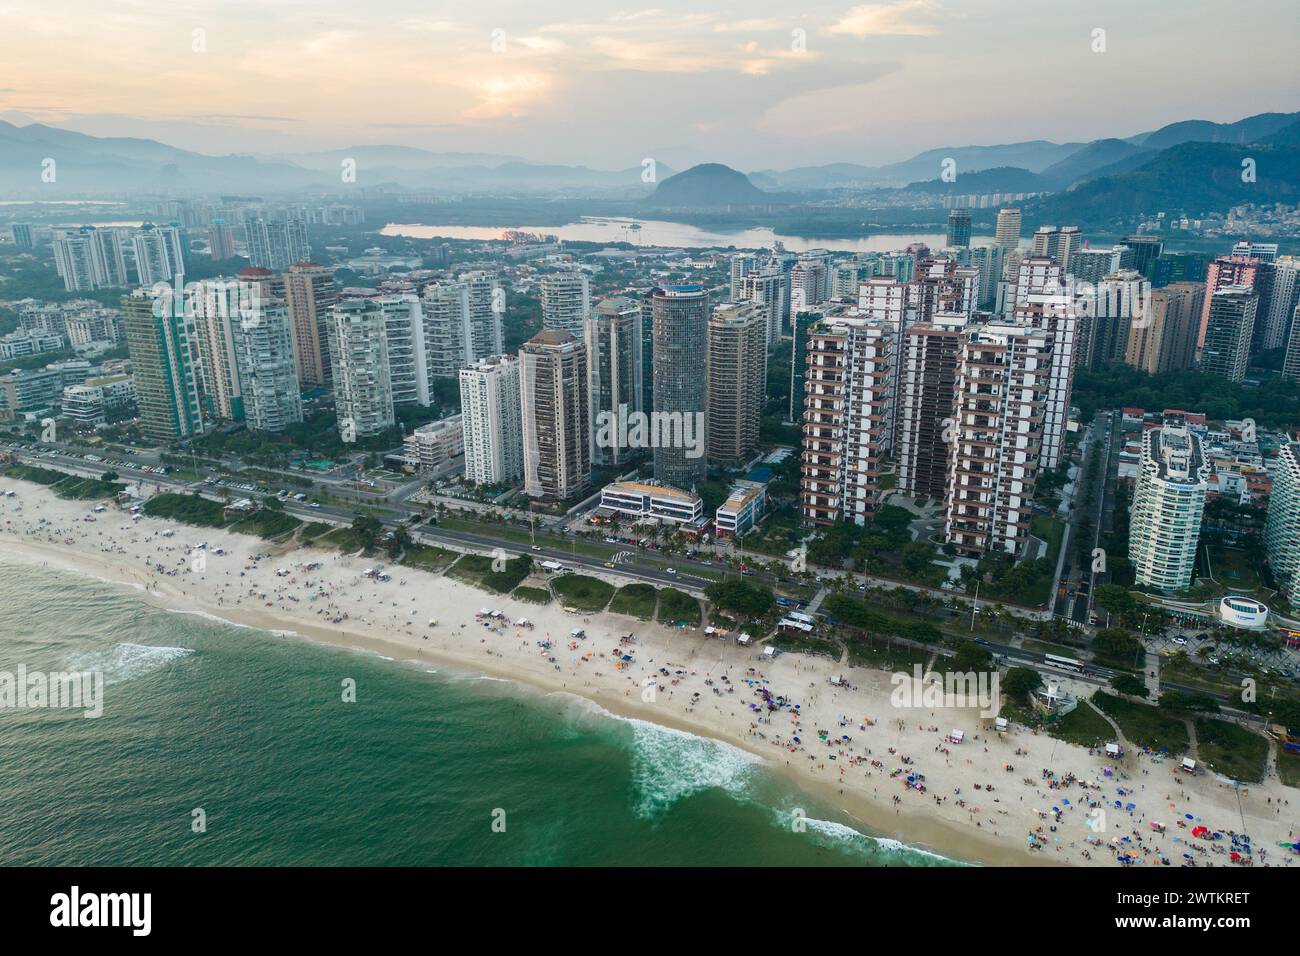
[1124,282,1204,374]
[375,295,430,407]
[189,278,250,422]
[540,271,591,336]
[330,300,395,442]
[1198,255,1262,350]
[11,223,34,249]
[284,262,337,389]
[585,296,643,466]
[132,224,184,285]
[994,208,1021,249]
[120,288,205,441]
[422,281,474,379]
[209,221,237,261]
[520,330,590,501]
[1030,225,1081,272]
[1120,235,1163,280]
[1265,442,1300,608]
[705,302,766,465]
[739,269,789,346]
[1129,421,1210,591]
[459,355,523,486]
[896,313,965,501]
[800,318,895,525]
[946,209,972,248]
[1199,286,1257,383]
[944,322,1050,556]
[460,270,505,361]
[246,218,310,272]
[231,301,302,433]
[650,285,709,490]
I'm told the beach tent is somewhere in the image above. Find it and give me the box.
[737,633,752,646]
[1105,743,1122,758]
[764,646,777,656]
[994,716,1008,733]
[946,729,965,744]
[1181,758,1197,773]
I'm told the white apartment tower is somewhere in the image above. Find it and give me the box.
[1265,442,1300,608]
[459,355,523,486]
[520,330,590,501]
[1129,422,1211,591]
[330,300,395,442]
[231,303,303,433]
[540,271,591,336]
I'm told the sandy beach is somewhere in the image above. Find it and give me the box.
[2,476,1295,868]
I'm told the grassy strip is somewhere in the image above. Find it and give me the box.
[447,554,533,593]
[1047,700,1113,749]
[230,509,302,540]
[770,634,841,659]
[1194,718,1268,783]
[143,492,229,527]
[609,583,658,620]
[657,588,702,626]
[298,522,334,542]
[551,574,615,612]
[512,586,552,605]
[1092,692,1190,754]
[398,543,457,573]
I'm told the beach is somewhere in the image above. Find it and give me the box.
[1,476,1295,868]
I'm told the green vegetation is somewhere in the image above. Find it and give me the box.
[4,464,124,500]
[143,492,228,527]
[1030,515,1065,565]
[298,522,334,542]
[1092,692,1190,754]
[960,553,1055,607]
[703,577,774,619]
[317,526,377,554]
[511,585,552,605]
[803,505,947,587]
[846,640,930,672]
[770,633,840,659]
[1091,628,1144,670]
[447,553,533,593]
[1194,718,1268,782]
[609,583,658,619]
[1072,362,1300,429]
[230,508,302,540]
[1278,749,1300,789]
[1048,700,1114,749]
[551,574,615,612]
[823,593,942,644]
[1110,673,1149,698]
[398,543,457,573]
[657,588,702,626]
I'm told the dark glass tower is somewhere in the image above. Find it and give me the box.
[650,285,708,490]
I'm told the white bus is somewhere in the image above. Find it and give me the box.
[1043,653,1084,673]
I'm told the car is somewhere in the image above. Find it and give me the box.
[974,638,991,646]
[665,568,677,575]
[531,545,542,552]
[604,562,615,569]
[309,502,321,509]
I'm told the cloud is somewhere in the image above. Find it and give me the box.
[823,1,946,38]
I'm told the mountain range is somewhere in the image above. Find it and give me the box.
[2,110,1298,230]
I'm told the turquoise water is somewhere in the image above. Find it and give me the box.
[0,558,959,866]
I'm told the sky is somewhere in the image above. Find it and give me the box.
[1,0,1297,171]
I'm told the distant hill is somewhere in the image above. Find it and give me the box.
[1258,119,1300,147]
[1132,111,1300,150]
[1040,139,1152,189]
[904,166,1050,195]
[1028,141,1300,227]
[646,163,773,207]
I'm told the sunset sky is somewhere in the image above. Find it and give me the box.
[1,0,1296,169]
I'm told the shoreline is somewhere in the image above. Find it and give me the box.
[2,477,1295,869]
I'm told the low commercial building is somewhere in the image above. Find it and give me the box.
[403,415,464,472]
[597,481,705,529]
[715,482,766,539]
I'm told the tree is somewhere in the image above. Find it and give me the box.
[351,515,383,549]
[1094,584,1135,620]
[1111,673,1148,698]
[1002,667,1042,700]
[952,641,994,672]
[704,577,774,618]
[1092,628,1143,667]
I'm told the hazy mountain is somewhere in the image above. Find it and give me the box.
[1040,139,1153,189]
[645,163,775,207]
[1131,111,1300,150]
[1258,119,1300,147]
[1028,140,1300,227]
[903,166,1050,196]
[266,146,521,171]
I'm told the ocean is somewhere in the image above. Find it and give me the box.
[0,558,959,866]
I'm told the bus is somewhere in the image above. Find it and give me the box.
[1044,654,1084,673]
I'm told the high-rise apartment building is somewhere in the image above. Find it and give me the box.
[284,262,337,389]
[729,253,760,300]
[189,278,253,422]
[374,295,430,407]
[1129,422,1210,591]
[1265,442,1300,608]
[460,270,505,361]
[120,288,205,442]
[131,224,184,285]
[1120,236,1164,280]
[946,209,972,248]
[896,313,965,501]
[584,296,643,466]
[459,355,523,486]
[330,300,395,442]
[800,318,895,525]
[1199,286,1257,383]
[208,220,237,261]
[246,218,309,272]
[994,208,1021,249]
[740,269,790,346]
[1198,255,1262,350]
[520,330,590,501]
[1124,282,1204,374]
[231,302,302,433]
[1030,225,1081,272]
[706,302,766,465]
[421,281,474,380]
[944,322,1050,556]
[1261,256,1300,353]
[540,271,591,336]
[650,285,709,490]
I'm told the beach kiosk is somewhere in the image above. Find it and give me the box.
[946,729,965,745]
[994,716,1008,735]
[1181,757,1198,774]
[1105,743,1123,759]
[736,633,752,647]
